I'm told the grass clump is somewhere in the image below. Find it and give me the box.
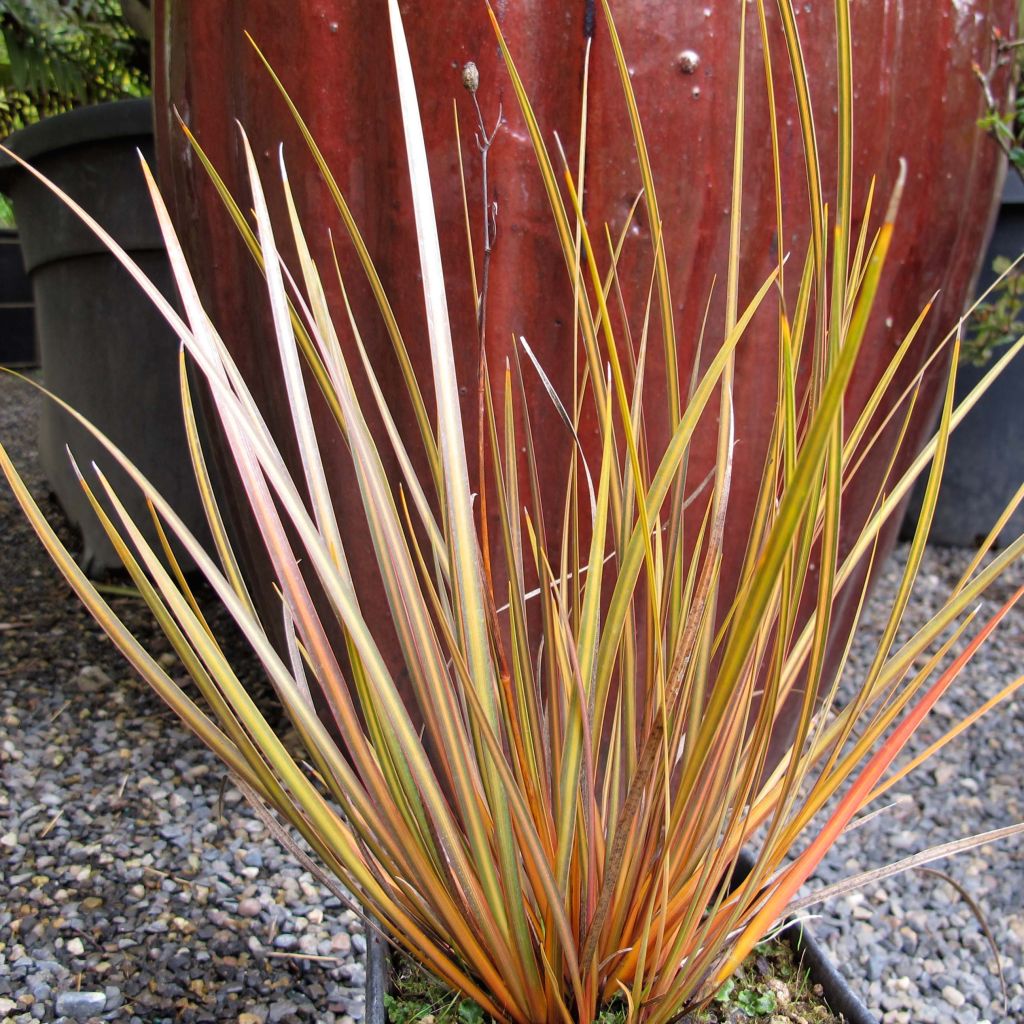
[1,1,1022,1022]
[387,939,841,1024]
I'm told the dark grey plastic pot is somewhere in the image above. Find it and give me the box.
[902,173,1024,548]
[0,228,36,367]
[0,99,209,573]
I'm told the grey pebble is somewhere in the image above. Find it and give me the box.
[341,999,366,1021]
[29,980,52,1002]
[55,990,107,1020]
[343,963,367,988]
[269,1000,300,1023]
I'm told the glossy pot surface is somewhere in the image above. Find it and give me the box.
[153,0,1014,730]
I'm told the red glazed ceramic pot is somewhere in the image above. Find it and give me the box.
[152,0,1015,745]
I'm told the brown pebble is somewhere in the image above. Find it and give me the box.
[237,897,262,918]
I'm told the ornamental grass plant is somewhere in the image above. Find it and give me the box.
[2,1,1024,1022]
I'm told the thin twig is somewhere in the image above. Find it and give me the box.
[263,950,346,963]
[143,864,194,887]
[461,63,512,683]
[472,90,504,345]
[784,822,1024,915]
[229,774,388,943]
[47,699,71,723]
[40,808,64,838]
[973,29,1024,185]
[468,72,503,590]
[840,795,912,835]
[915,866,1008,1014]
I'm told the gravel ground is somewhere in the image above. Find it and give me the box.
[809,544,1024,1024]
[0,374,368,1024]
[1,371,1022,1024]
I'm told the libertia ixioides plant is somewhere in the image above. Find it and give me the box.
[2,1,1024,1022]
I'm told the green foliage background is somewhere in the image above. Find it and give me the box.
[0,1,149,136]
[967,8,1024,365]
[0,1,150,225]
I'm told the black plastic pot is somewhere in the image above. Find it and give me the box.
[782,921,877,1024]
[362,895,878,1024]
[0,228,36,367]
[902,173,1024,548]
[0,100,209,573]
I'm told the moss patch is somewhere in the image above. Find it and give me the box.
[692,937,841,1023]
[384,956,485,1024]
[385,938,841,1024]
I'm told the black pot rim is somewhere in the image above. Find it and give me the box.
[0,98,153,191]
